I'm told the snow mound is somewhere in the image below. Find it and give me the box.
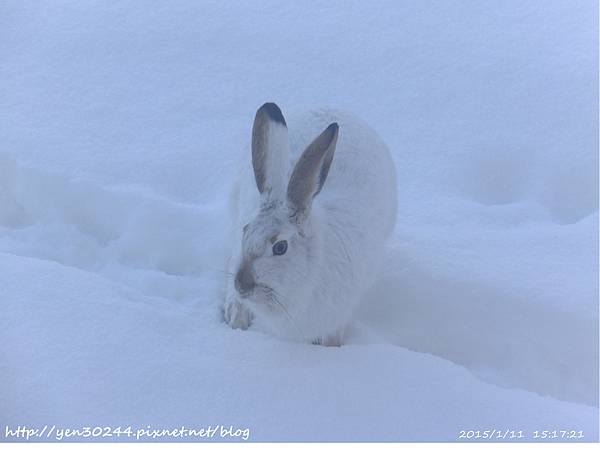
[0,152,229,301]
[1,253,598,442]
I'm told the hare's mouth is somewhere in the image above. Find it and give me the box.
[238,283,273,305]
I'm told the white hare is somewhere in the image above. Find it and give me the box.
[223,103,396,346]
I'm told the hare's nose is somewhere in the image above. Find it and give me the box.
[235,260,255,296]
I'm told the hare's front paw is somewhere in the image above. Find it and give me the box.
[223,296,253,330]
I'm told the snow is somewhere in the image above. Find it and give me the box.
[1,0,598,442]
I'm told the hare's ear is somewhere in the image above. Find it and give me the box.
[252,102,289,199]
[287,123,338,215]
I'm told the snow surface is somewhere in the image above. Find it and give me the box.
[1,0,598,442]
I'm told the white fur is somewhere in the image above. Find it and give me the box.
[224,107,397,345]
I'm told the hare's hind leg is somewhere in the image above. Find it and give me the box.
[312,329,344,347]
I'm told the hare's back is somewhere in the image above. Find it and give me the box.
[287,109,397,237]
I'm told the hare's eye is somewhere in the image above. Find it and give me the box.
[272,240,288,256]
[243,224,249,233]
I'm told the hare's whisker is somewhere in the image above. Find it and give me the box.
[207,267,236,278]
[261,285,307,342]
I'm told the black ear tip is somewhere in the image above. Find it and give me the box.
[258,102,286,126]
[326,122,339,139]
